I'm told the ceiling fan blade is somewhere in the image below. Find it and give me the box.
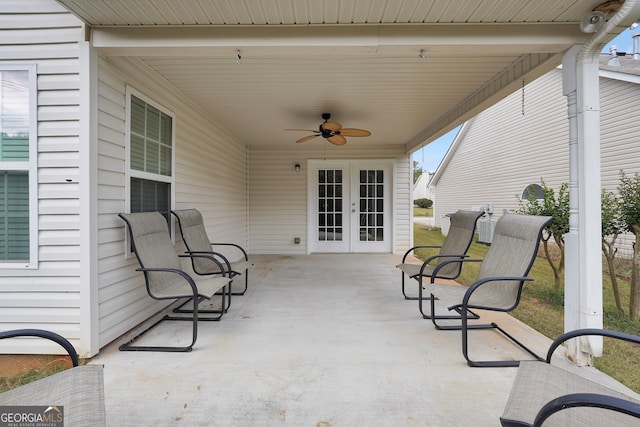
[339,128,371,137]
[327,135,347,145]
[296,135,319,143]
[321,121,342,132]
[285,129,318,133]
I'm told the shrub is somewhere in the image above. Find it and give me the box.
[414,198,433,209]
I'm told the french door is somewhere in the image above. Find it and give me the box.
[308,160,393,253]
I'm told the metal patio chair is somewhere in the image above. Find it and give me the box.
[118,212,232,352]
[0,329,106,426]
[172,208,252,296]
[423,213,553,367]
[501,329,640,427]
[396,210,484,300]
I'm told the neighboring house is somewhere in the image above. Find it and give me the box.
[431,54,640,253]
[412,172,434,201]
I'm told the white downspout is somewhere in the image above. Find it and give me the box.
[562,0,640,365]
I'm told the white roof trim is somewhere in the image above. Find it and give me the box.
[599,68,640,84]
[429,122,469,187]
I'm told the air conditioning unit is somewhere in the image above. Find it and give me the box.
[477,219,496,244]
[441,215,450,236]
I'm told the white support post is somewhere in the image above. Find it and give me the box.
[562,45,603,365]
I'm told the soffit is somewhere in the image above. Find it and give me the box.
[56,0,609,150]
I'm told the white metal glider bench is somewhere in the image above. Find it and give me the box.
[0,329,106,426]
[421,213,553,367]
[119,212,232,352]
[172,209,253,297]
[501,329,640,426]
[396,210,484,300]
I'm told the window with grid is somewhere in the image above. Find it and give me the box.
[317,169,343,241]
[359,169,384,242]
[128,92,173,221]
[0,67,36,266]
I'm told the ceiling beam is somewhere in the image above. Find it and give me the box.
[91,23,587,57]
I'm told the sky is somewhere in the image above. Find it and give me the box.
[413,27,639,173]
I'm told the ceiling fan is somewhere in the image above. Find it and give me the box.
[286,113,371,145]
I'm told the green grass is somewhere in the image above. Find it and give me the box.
[413,223,640,392]
[0,365,67,393]
[413,206,432,217]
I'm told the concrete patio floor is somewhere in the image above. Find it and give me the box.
[92,254,630,426]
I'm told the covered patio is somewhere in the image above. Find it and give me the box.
[92,254,633,426]
[40,0,640,363]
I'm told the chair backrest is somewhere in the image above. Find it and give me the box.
[472,214,553,309]
[172,209,220,275]
[118,212,183,297]
[433,210,484,277]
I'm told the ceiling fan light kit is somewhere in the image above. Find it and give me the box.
[286,113,371,145]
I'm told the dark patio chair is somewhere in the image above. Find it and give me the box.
[118,211,232,352]
[172,208,252,296]
[423,213,552,367]
[0,329,106,426]
[501,329,640,427]
[396,210,484,300]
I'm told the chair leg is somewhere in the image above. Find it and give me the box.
[172,291,227,321]
[120,306,199,352]
[402,273,420,300]
[418,285,434,318]
[428,296,481,325]
[461,318,545,367]
[230,270,248,295]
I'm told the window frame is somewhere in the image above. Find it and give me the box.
[521,183,544,201]
[124,87,176,249]
[0,64,38,269]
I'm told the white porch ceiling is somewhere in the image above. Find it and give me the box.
[57,0,620,151]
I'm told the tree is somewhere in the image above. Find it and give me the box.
[617,171,640,320]
[518,180,569,287]
[601,188,625,314]
[413,161,423,184]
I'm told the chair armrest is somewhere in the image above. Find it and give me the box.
[423,256,480,282]
[545,329,640,363]
[533,393,640,427]
[136,267,201,295]
[402,245,442,262]
[0,329,79,367]
[455,276,534,311]
[181,250,231,275]
[210,242,249,261]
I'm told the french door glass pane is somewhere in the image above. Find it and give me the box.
[358,169,384,242]
[318,169,343,241]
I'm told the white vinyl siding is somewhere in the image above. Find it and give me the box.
[248,146,411,255]
[432,67,640,256]
[599,75,640,255]
[432,69,569,225]
[97,56,248,348]
[0,2,85,355]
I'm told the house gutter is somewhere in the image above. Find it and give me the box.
[562,0,640,365]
